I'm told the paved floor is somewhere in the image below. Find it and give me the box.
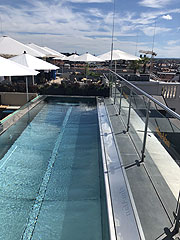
[104,96,180,240]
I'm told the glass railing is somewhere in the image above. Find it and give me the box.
[0,95,44,134]
[107,70,180,238]
[0,97,45,161]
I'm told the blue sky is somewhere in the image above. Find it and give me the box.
[0,0,179,57]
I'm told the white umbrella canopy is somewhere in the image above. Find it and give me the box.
[98,49,140,61]
[27,43,65,58]
[27,43,54,57]
[43,46,66,58]
[74,53,104,62]
[10,52,59,71]
[53,54,67,60]
[0,36,45,57]
[0,56,39,76]
[65,54,79,61]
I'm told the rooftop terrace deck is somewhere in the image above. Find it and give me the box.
[101,72,180,239]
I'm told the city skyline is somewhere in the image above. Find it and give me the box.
[0,0,179,58]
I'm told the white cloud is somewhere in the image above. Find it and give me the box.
[0,1,95,34]
[140,8,180,20]
[130,8,180,26]
[154,45,180,58]
[11,31,150,56]
[87,8,104,18]
[162,14,172,20]
[142,26,171,36]
[139,0,172,8]
[167,40,180,45]
[0,0,179,57]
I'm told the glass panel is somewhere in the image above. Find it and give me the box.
[128,91,150,158]
[110,73,116,98]
[144,101,180,222]
[0,101,45,160]
[147,101,180,167]
[117,84,132,128]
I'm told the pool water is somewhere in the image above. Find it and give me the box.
[0,97,109,240]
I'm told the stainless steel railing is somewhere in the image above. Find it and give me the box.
[110,70,180,121]
[105,70,180,238]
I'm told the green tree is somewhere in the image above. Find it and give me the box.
[141,57,150,74]
[130,60,141,74]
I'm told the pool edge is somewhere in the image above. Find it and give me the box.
[97,97,146,240]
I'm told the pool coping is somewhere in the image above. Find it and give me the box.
[97,97,145,240]
[43,94,96,99]
[97,97,117,240]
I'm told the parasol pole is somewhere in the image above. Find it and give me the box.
[32,75,35,85]
[25,76,29,103]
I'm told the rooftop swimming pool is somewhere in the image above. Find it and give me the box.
[0,96,110,240]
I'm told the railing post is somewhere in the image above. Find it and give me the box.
[114,76,117,104]
[119,83,123,115]
[25,76,29,103]
[172,191,180,235]
[110,72,113,98]
[141,99,151,162]
[126,88,133,132]
[174,200,180,233]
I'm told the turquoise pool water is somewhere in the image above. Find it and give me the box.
[0,97,109,240]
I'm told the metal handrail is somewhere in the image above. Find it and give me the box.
[109,70,180,236]
[110,70,180,121]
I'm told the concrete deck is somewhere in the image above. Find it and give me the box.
[104,96,180,240]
